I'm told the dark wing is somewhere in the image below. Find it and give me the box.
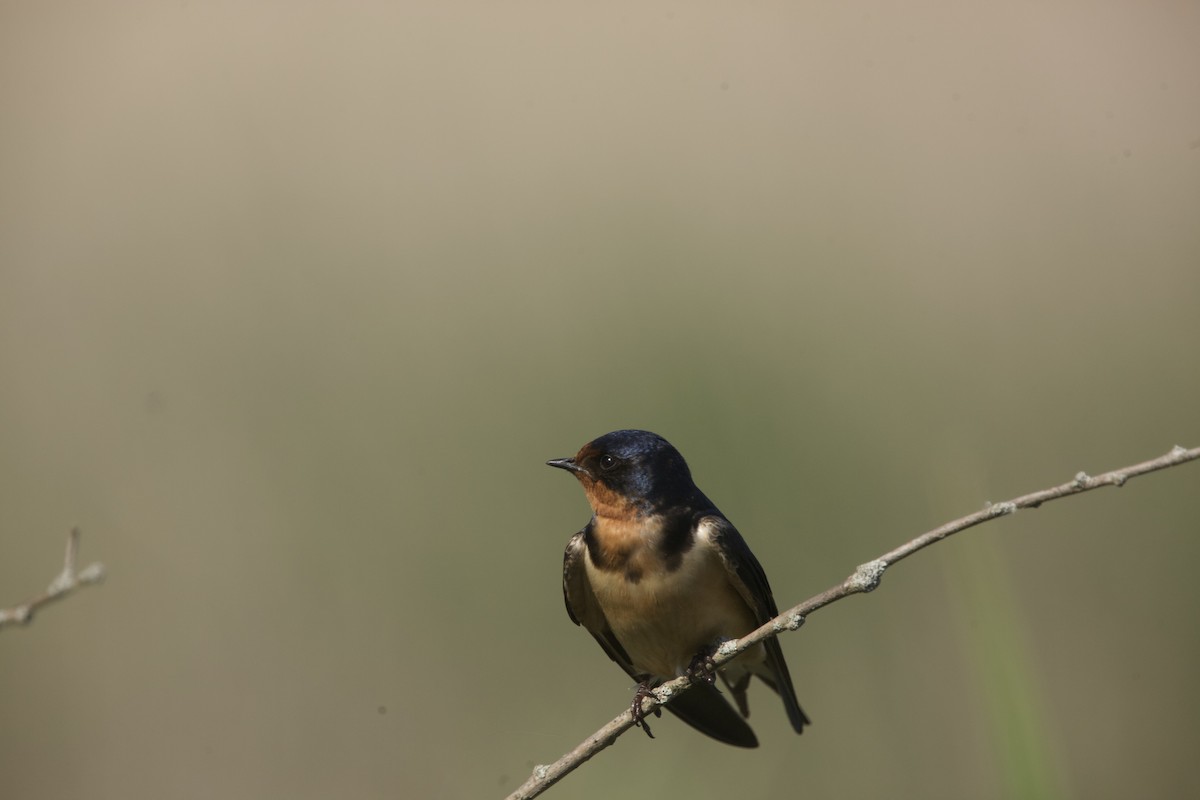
[699,514,811,734]
[563,529,635,673]
[562,526,760,747]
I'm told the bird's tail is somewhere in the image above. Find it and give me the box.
[758,636,810,733]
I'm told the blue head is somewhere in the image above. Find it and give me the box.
[547,429,702,513]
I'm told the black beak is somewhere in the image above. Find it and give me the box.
[547,457,586,476]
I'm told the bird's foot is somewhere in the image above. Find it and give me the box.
[687,650,718,685]
[630,682,661,739]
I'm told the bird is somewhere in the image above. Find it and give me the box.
[547,429,809,747]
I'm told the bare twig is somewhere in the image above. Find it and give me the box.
[0,527,107,630]
[507,444,1200,800]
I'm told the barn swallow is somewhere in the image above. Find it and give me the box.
[548,429,809,747]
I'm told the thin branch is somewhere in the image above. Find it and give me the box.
[0,527,107,630]
[507,444,1200,800]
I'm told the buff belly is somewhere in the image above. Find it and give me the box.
[585,542,763,680]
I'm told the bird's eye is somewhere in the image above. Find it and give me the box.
[598,454,618,470]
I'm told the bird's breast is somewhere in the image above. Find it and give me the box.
[584,528,759,680]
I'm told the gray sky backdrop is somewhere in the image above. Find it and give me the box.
[2,3,1198,799]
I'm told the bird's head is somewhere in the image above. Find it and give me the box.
[547,429,697,517]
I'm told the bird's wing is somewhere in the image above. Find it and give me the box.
[697,514,811,733]
[695,514,780,619]
[563,528,636,675]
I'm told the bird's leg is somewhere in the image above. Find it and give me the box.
[686,647,719,685]
[630,681,661,739]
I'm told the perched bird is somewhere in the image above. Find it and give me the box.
[548,429,809,747]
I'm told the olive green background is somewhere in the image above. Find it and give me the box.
[2,3,1198,799]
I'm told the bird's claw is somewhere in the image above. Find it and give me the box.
[687,651,718,685]
[630,682,661,739]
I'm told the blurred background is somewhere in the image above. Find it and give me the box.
[2,2,1198,798]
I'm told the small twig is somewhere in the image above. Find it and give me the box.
[507,444,1200,800]
[0,527,107,630]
